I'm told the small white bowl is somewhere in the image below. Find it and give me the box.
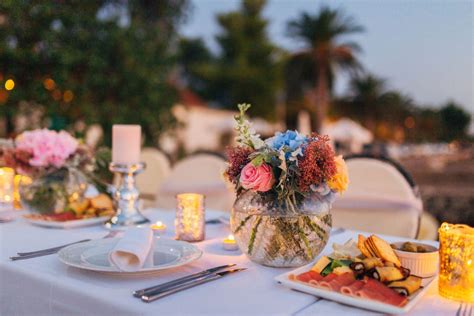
[392,242,439,278]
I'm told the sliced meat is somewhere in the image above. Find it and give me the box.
[340,280,365,296]
[316,273,338,287]
[356,278,407,307]
[295,271,323,283]
[317,273,354,291]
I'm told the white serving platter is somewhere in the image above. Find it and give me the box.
[275,262,436,314]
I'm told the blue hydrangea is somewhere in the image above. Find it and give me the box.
[269,130,307,158]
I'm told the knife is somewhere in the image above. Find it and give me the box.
[133,264,236,297]
[141,268,246,303]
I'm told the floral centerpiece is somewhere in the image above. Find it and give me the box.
[224,104,348,267]
[0,129,111,218]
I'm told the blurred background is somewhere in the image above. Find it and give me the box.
[0,0,472,227]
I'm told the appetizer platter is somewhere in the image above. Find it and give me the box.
[275,234,437,314]
[23,194,115,228]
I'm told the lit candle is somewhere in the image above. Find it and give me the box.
[151,221,167,235]
[438,222,474,302]
[112,125,141,164]
[175,193,205,242]
[0,167,14,208]
[223,234,239,251]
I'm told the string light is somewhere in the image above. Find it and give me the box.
[4,79,14,91]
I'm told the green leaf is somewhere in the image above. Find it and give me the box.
[251,155,264,166]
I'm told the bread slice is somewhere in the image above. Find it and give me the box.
[371,235,401,267]
[358,234,373,258]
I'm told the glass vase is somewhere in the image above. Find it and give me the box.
[231,190,334,268]
[19,168,88,215]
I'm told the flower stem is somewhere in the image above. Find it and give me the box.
[298,218,313,259]
[233,215,252,234]
[303,216,327,241]
[248,216,262,255]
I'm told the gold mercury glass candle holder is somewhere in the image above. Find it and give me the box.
[175,193,205,242]
[438,222,474,303]
[0,167,14,209]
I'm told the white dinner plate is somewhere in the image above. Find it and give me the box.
[275,262,436,314]
[58,237,202,275]
[23,215,109,229]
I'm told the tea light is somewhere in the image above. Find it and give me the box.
[112,125,141,164]
[223,234,239,251]
[151,221,167,235]
[175,193,205,242]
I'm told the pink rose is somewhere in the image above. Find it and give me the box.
[239,162,275,192]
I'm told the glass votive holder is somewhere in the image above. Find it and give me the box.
[175,193,205,242]
[0,167,15,210]
[438,222,474,303]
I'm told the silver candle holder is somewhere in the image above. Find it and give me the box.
[104,162,150,230]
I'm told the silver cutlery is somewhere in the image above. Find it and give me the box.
[10,231,119,261]
[457,303,473,316]
[133,264,236,298]
[16,239,92,257]
[141,268,246,303]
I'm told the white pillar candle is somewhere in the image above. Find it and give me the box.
[112,125,141,164]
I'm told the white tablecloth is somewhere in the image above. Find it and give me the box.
[0,209,460,316]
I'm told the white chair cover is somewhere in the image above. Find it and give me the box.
[156,154,234,212]
[332,158,422,238]
[136,148,171,208]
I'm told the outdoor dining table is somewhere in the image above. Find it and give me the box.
[0,209,460,315]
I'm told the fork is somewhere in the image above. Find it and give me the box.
[457,303,473,316]
[10,231,119,261]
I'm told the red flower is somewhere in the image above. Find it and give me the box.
[225,146,253,184]
[297,134,337,192]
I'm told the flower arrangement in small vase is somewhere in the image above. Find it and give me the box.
[0,129,111,218]
[225,104,349,267]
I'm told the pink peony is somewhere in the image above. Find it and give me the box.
[15,129,78,169]
[239,162,275,192]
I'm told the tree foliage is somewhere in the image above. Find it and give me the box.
[178,0,282,119]
[0,0,189,144]
[439,102,471,141]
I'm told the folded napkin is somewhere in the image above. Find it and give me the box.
[109,227,154,272]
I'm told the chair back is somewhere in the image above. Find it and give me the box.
[136,148,171,207]
[332,155,422,238]
[156,154,234,212]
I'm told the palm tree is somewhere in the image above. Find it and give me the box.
[286,6,364,132]
[339,74,413,135]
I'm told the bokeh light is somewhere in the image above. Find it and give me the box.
[43,78,56,90]
[52,89,62,101]
[63,90,74,102]
[4,79,14,91]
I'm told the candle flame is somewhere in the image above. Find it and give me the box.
[227,234,235,241]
